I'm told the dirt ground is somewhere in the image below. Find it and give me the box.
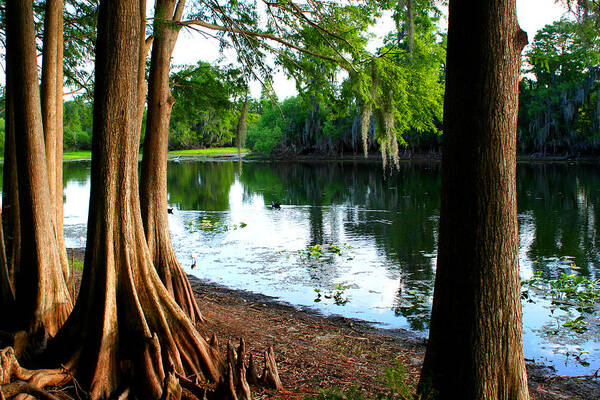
[188,277,600,400]
[64,248,599,399]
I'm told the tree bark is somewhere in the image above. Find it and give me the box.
[49,1,223,397]
[236,93,249,157]
[418,1,529,399]
[2,48,20,287]
[0,209,14,313]
[41,0,70,282]
[6,0,73,337]
[406,0,414,58]
[56,0,70,283]
[140,0,203,323]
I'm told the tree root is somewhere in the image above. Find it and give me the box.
[0,347,71,400]
[168,337,282,400]
[211,338,282,400]
[1,334,282,400]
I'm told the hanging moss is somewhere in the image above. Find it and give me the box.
[360,102,372,157]
[236,94,249,157]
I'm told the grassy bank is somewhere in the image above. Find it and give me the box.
[14,147,251,162]
[63,151,93,160]
[167,147,249,156]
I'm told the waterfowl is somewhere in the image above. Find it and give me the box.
[271,201,281,209]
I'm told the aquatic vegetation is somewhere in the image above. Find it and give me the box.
[186,217,248,233]
[522,270,600,333]
[314,284,350,306]
[297,243,354,266]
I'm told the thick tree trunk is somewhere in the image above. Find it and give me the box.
[6,0,73,336]
[418,1,529,399]
[41,0,59,224]
[56,1,69,283]
[50,1,222,397]
[2,55,20,286]
[140,0,203,323]
[41,0,70,282]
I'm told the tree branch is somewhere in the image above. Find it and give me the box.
[178,19,346,67]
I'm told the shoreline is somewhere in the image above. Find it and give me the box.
[53,150,600,164]
[186,273,599,399]
[65,248,599,398]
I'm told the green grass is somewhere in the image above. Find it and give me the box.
[69,258,84,271]
[167,147,250,156]
[0,147,249,162]
[55,147,249,161]
[63,151,92,160]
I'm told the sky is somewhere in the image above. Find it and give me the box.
[170,0,569,99]
[517,0,568,38]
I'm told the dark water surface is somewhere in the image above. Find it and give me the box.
[53,160,600,375]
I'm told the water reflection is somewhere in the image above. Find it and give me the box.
[168,161,236,211]
[518,163,600,279]
[236,162,441,332]
[3,159,599,375]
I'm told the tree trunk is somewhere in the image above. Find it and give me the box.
[236,93,249,156]
[50,1,223,397]
[406,0,414,58]
[0,209,14,312]
[6,0,73,336]
[418,1,529,399]
[41,0,70,282]
[2,50,20,286]
[140,0,204,323]
[56,0,69,283]
[138,35,154,136]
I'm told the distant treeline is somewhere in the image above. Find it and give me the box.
[518,18,600,156]
[1,19,597,158]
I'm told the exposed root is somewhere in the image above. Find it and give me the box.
[246,354,259,386]
[173,372,207,400]
[260,346,283,391]
[0,347,71,400]
[212,338,282,400]
[160,372,182,400]
[162,255,204,325]
[13,330,48,364]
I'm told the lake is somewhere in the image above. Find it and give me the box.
[55,160,600,375]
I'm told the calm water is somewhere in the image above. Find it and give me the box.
[25,160,600,375]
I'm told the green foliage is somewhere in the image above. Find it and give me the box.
[169,62,250,149]
[246,1,445,157]
[63,99,93,150]
[519,18,600,154]
[246,96,305,154]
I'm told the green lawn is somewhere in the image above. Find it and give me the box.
[0,147,250,162]
[63,151,92,160]
[61,148,249,161]
[167,147,250,156]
